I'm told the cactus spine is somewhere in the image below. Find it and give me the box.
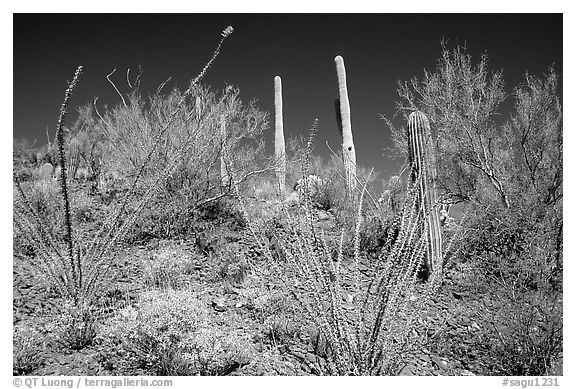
[407,111,443,281]
[334,55,356,197]
[274,76,286,198]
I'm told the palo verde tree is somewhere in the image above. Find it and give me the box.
[387,44,562,375]
[390,45,511,208]
[388,43,562,213]
[387,42,562,282]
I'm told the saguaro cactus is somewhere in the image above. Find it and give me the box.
[220,115,230,188]
[407,111,443,281]
[274,76,286,198]
[334,55,356,197]
[39,162,54,181]
[67,136,81,180]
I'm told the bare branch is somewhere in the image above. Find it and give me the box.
[126,68,133,89]
[93,97,110,126]
[106,68,127,108]
[156,76,172,95]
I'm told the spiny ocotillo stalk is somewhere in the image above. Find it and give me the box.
[334,55,356,197]
[407,111,443,282]
[220,114,230,187]
[55,65,83,300]
[274,76,286,198]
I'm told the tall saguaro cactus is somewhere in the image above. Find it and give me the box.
[407,111,443,281]
[334,55,356,197]
[274,76,286,198]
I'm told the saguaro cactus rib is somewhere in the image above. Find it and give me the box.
[407,111,443,281]
[334,55,357,197]
[274,76,286,198]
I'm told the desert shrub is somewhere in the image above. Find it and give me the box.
[43,299,101,350]
[240,122,436,375]
[12,27,252,306]
[89,82,267,243]
[464,203,563,375]
[67,104,108,183]
[480,286,562,375]
[264,313,300,348]
[13,179,65,258]
[99,289,250,375]
[142,244,201,289]
[195,198,246,227]
[308,175,346,211]
[93,81,269,237]
[69,187,106,225]
[216,242,251,286]
[13,323,46,375]
[249,172,282,201]
[252,290,301,346]
[357,214,398,259]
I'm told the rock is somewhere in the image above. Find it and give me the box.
[342,302,355,310]
[457,316,471,326]
[212,297,227,312]
[291,350,305,362]
[342,291,354,303]
[255,363,267,375]
[399,364,415,376]
[417,353,431,366]
[452,290,468,300]
[431,355,448,370]
[305,353,317,364]
[357,263,369,272]
[232,348,255,366]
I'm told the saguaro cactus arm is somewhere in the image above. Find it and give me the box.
[407,111,443,281]
[274,75,286,198]
[334,55,357,196]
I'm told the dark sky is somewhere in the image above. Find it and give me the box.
[13,13,562,180]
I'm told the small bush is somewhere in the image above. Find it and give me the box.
[196,198,246,228]
[358,215,399,258]
[216,242,251,286]
[253,291,301,347]
[13,323,46,375]
[474,235,563,376]
[99,289,250,375]
[44,299,100,350]
[142,245,200,289]
[70,189,102,224]
[456,201,563,375]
